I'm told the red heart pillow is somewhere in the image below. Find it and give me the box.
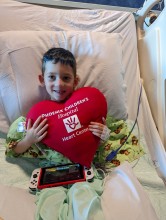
[26,87,107,167]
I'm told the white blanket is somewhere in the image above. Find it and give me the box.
[102,162,159,220]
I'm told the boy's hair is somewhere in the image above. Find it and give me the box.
[42,47,76,76]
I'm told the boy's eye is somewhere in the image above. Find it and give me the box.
[63,76,72,81]
[48,75,55,80]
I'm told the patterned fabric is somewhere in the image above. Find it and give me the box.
[5,116,145,169]
[5,117,71,166]
[93,116,145,170]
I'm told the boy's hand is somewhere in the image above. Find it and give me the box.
[88,117,111,141]
[25,116,48,146]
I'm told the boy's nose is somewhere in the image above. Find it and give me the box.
[54,78,64,87]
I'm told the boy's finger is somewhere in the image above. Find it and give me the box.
[33,116,42,128]
[38,123,48,136]
[102,117,106,125]
[36,118,48,132]
[38,131,48,142]
[27,119,32,130]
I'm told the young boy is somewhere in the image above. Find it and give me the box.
[5,48,110,163]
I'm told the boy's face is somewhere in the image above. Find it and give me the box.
[40,61,78,102]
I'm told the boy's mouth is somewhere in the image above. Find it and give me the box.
[54,90,66,95]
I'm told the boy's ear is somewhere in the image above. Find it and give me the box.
[38,74,45,86]
[74,75,80,89]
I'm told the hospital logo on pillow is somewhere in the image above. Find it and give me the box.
[63,114,81,133]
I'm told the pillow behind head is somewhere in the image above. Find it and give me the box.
[0,30,127,133]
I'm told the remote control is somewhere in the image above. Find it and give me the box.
[84,167,94,182]
[29,168,40,191]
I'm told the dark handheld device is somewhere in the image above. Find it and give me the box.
[37,163,86,189]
